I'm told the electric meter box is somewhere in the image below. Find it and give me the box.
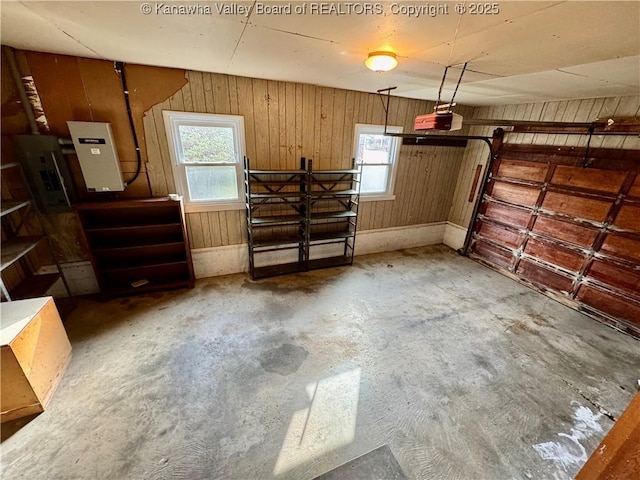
[67,121,125,192]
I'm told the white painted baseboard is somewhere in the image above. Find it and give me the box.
[45,221,465,293]
[443,222,468,251]
[193,222,447,279]
[39,261,100,297]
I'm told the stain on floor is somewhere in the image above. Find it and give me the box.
[260,343,309,375]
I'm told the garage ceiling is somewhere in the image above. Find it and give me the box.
[1,1,639,105]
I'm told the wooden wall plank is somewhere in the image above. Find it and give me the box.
[331,89,346,169]
[251,79,270,169]
[236,77,256,165]
[278,82,290,169]
[142,112,168,196]
[209,212,222,246]
[151,103,176,193]
[203,73,215,113]
[266,81,280,170]
[318,87,334,170]
[211,74,231,114]
[188,71,206,113]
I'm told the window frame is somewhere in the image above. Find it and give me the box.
[353,123,403,202]
[163,110,246,213]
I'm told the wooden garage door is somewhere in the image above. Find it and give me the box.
[469,135,640,337]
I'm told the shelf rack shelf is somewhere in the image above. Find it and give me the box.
[244,157,360,279]
[75,197,195,296]
[1,162,72,302]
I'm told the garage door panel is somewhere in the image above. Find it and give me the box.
[626,175,640,199]
[472,240,514,270]
[600,234,640,263]
[541,192,612,222]
[482,202,532,228]
[489,181,541,208]
[516,259,575,293]
[532,216,599,248]
[576,285,640,327]
[586,260,640,297]
[497,160,548,182]
[524,238,585,272]
[612,204,640,231]
[476,221,523,248]
[551,166,626,194]
[469,135,639,337]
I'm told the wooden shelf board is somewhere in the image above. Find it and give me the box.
[9,273,61,300]
[1,236,44,271]
[93,241,185,253]
[101,278,194,297]
[1,200,31,217]
[85,222,182,233]
[102,260,188,274]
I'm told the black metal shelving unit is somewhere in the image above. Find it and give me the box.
[244,157,360,279]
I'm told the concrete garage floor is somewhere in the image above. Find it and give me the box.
[2,245,639,480]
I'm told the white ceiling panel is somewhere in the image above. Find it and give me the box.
[420,2,640,76]
[0,1,97,58]
[1,1,638,105]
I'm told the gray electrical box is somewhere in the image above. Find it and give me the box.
[67,121,125,192]
[14,135,76,214]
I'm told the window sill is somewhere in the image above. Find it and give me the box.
[184,201,245,213]
[360,194,396,202]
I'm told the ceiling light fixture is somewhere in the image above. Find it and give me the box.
[365,51,398,72]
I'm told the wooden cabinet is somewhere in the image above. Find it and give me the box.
[1,296,72,423]
[244,157,360,279]
[1,162,71,301]
[75,198,195,296]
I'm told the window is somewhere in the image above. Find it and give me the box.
[353,124,402,201]
[164,111,245,212]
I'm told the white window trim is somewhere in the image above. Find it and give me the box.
[163,110,246,213]
[353,123,402,202]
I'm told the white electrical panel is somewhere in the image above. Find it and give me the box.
[67,121,125,192]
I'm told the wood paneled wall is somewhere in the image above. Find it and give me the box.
[2,50,188,262]
[144,71,474,249]
[448,96,640,229]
